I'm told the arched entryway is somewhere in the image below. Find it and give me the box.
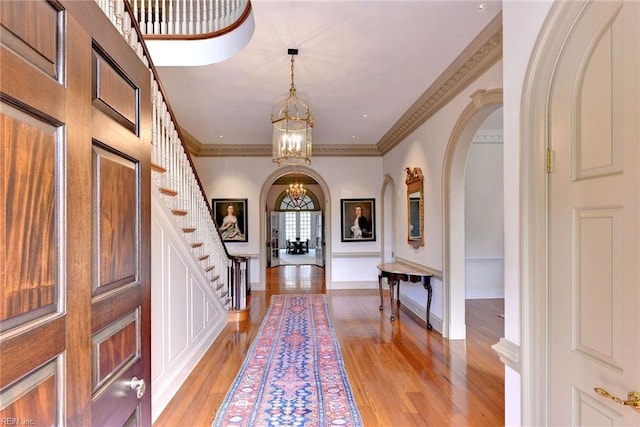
[442,88,503,339]
[380,174,396,264]
[258,166,332,288]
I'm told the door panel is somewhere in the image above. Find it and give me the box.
[1,1,151,425]
[314,211,324,267]
[270,212,280,267]
[84,4,152,425]
[549,1,639,424]
[1,105,58,329]
[1,2,73,425]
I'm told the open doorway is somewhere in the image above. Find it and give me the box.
[259,166,331,289]
[465,108,504,296]
[442,89,503,340]
[267,174,324,267]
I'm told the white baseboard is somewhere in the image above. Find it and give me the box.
[329,281,378,290]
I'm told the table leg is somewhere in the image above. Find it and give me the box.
[423,277,433,330]
[389,279,398,321]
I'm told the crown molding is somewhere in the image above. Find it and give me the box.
[376,12,503,155]
[313,144,380,157]
[192,144,380,157]
[185,132,381,157]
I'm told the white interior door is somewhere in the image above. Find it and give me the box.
[269,211,280,267]
[313,211,324,267]
[549,1,639,424]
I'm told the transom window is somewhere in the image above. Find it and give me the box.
[279,194,315,210]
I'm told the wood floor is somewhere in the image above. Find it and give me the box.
[153,265,505,426]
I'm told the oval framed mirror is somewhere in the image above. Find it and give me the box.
[405,167,424,248]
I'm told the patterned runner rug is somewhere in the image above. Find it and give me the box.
[213,294,363,426]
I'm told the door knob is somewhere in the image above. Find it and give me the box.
[594,387,640,413]
[130,376,146,399]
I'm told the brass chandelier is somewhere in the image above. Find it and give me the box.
[271,49,314,166]
[286,181,306,207]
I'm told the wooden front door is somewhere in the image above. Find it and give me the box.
[1,1,151,425]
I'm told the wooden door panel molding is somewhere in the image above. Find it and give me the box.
[0,0,61,79]
[92,285,141,332]
[92,48,139,132]
[92,309,139,392]
[93,146,138,294]
[0,360,59,426]
[0,47,65,120]
[1,103,60,330]
[0,317,64,387]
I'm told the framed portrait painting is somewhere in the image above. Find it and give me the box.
[212,198,248,242]
[341,198,375,242]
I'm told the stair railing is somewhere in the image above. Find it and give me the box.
[95,0,249,312]
[129,0,250,36]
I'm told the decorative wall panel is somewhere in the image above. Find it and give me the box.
[573,208,623,371]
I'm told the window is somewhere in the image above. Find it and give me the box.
[284,211,311,241]
[279,194,315,210]
[299,212,311,241]
[285,212,297,241]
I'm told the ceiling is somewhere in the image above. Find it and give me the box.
[154,1,502,156]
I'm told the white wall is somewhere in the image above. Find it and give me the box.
[465,141,504,299]
[150,192,228,421]
[381,60,503,331]
[192,156,384,289]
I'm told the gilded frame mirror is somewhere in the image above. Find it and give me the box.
[405,167,424,248]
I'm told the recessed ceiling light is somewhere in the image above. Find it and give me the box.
[219,135,223,138]
[362,114,368,118]
[478,3,486,11]
[352,135,356,139]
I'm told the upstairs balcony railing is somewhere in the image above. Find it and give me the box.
[95,0,249,313]
[129,0,250,37]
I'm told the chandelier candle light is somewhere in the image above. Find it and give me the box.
[287,181,306,207]
[271,48,314,165]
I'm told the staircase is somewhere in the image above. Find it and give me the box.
[94,0,251,419]
[94,0,249,312]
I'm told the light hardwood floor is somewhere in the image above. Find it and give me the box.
[153,265,504,426]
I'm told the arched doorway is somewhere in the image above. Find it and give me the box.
[258,166,332,288]
[442,88,503,339]
[270,176,321,267]
[380,174,396,264]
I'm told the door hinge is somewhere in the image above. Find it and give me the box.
[546,148,553,173]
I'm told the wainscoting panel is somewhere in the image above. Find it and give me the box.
[150,193,227,421]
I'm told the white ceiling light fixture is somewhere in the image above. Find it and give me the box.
[271,48,314,166]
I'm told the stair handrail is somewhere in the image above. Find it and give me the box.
[96,0,248,309]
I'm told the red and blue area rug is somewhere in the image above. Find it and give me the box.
[213,294,363,426]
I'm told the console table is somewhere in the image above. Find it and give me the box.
[377,262,433,329]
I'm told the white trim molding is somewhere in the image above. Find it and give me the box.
[492,338,521,372]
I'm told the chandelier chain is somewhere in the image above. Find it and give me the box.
[290,55,295,92]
